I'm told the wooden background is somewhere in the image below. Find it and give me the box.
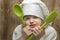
[0,0,60,40]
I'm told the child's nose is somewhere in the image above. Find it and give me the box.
[30,19,34,24]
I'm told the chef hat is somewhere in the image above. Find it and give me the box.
[20,0,49,21]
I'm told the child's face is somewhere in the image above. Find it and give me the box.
[24,15,42,28]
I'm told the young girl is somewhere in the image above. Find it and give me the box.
[12,0,57,40]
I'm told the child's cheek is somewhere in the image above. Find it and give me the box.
[25,21,30,25]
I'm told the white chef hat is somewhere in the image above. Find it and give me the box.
[20,0,49,21]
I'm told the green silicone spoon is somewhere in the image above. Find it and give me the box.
[41,10,58,28]
[13,4,25,26]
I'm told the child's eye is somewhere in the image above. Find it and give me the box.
[24,17,30,21]
[26,18,30,20]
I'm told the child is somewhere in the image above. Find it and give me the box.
[12,0,57,40]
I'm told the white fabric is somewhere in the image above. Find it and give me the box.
[22,4,44,20]
[22,0,42,4]
[21,0,49,21]
[12,24,57,40]
[12,25,22,40]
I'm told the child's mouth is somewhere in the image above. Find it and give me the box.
[29,24,36,28]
